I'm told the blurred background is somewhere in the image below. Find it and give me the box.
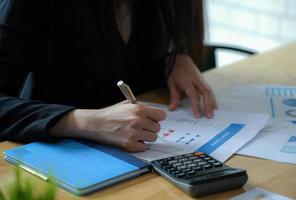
[205,0,296,67]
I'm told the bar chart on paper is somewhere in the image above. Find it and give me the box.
[237,120,296,164]
[228,85,296,164]
[231,85,296,120]
[158,127,200,145]
[266,86,296,119]
[132,104,268,162]
[281,135,296,154]
[158,115,201,145]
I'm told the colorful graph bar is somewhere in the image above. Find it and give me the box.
[196,123,245,154]
[288,136,296,143]
[265,87,296,97]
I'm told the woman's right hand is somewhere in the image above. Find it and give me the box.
[49,102,167,152]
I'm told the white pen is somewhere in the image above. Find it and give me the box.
[117,80,137,103]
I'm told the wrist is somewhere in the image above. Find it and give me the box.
[49,109,99,139]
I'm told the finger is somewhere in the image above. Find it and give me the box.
[141,118,161,133]
[128,141,148,152]
[168,83,180,110]
[140,129,158,142]
[117,135,148,152]
[193,81,216,118]
[197,86,213,118]
[144,107,167,121]
[185,86,201,118]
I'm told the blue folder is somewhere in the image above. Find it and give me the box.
[3,140,151,195]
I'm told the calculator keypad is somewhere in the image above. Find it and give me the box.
[152,152,223,179]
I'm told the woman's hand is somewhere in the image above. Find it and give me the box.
[49,102,166,152]
[167,54,217,118]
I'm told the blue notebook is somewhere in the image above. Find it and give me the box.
[3,140,151,195]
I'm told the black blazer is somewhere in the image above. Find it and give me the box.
[0,0,167,142]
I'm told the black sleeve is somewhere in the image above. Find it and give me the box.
[0,0,74,143]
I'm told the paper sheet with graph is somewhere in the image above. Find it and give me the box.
[132,103,268,162]
[231,85,296,120]
[237,120,296,164]
[229,85,296,164]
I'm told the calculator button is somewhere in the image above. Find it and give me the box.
[203,157,212,160]
[188,156,197,160]
[192,159,203,163]
[168,160,179,165]
[163,163,171,167]
[213,162,223,167]
[175,172,186,178]
[165,157,173,161]
[192,166,202,171]
[172,163,182,167]
[177,166,187,170]
[187,163,197,168]
[202,164,212,169]
[186,171,196,176]
[161,166,168,171]
[182,168,191,173]
[183,161,193,165]
[178,158,188,162]
[174,155,184,159]
[158,160,166,165]
[194,152,204,156]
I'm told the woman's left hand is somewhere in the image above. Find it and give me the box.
[167,54,217,118]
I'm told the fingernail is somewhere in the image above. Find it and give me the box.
[195,112,201,118]
[169,105,176,110]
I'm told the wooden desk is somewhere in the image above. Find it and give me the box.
[1,43,296,199]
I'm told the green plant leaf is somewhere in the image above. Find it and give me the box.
[0,190,5,200]
[1,167,57,200]
[37,181,56,200]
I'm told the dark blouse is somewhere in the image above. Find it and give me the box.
[0,0,167,142]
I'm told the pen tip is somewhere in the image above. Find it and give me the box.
[117,80,124,87]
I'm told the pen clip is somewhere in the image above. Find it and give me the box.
[125,84,136,103]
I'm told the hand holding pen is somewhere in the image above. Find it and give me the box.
[117,80,166,149]
[50,80,166,152]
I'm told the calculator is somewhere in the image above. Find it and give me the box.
[151,152,248,197]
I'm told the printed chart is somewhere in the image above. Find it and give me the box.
[237,120,296,164]
[266,86,296,119]
[132,104,268,162]
[280,135,296,154]
[229,85,296,164]
[231,85,296,120]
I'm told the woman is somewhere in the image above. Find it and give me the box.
[0,0,216,151]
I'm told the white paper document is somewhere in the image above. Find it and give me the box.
[229,85,296,164]
[231,85,296,120]
[230,187,293,200]
[237,120,296,164]
[132,103,268,163]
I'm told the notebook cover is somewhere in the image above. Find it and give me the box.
[3,140,150,193]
